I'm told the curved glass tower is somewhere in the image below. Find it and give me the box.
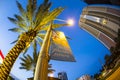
[79,5,120,49]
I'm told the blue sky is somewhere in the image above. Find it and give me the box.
[0,0,111,80]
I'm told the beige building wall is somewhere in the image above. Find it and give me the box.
[79,5,120,49]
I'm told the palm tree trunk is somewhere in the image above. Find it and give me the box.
[0,31,36,80]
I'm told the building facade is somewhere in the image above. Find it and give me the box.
[78,75,91,80]
[58,72,68,80]
[79,5,120,49]
[83,0,120,6]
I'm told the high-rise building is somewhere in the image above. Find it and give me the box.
[83,0,120,6]
[58,72,68,80]
[79,5,120,49]
[78,75,91,80]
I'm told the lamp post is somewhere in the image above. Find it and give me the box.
[34,19,74,80]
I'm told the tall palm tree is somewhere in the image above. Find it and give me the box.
[0,0,67,79]
[19,41,55,79]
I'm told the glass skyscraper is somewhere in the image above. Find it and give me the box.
[58,72,68,80]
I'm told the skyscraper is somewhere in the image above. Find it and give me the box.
[79,5,120,49]
[83,0,120,6]
[58,72,68,80]
[77,75,91,80]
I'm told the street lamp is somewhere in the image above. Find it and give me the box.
[49,73,54,77]
[54,18,74,26]
[34,19,74,80]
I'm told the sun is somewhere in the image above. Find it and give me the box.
[67,19,74,26]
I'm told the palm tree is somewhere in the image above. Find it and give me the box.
[19,41,55,78]
[0,0,67,79]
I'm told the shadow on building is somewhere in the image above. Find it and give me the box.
[83,0,120,6]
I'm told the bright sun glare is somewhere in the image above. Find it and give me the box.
[67,19,74,26]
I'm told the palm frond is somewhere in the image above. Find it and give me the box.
[36,36,44,42]
[17,22,28,31]
[33,52,38,63]
[33,40,37,55]
[20,52,36,71]
[20,63,32,70]
[22,47,29,55]
[27,54,33,62]
[20,57,27,63]
[37,40,43,46]
[8,28,23,33]
[8,17,17,24]
[16,1,26,17]
[10,39,18,44]
[35,0,51,19]
[48,64,52,68]
[20,63,27,66]
[48,68,55,74]
[22,55,29,61]
[32,40,39,63]
[20,55,33,70]
[10,35,20,44]
[14,14,24,21]
[40,23,67,31]
[19,67,26,69]
[35,1,51,26]
[51,23,68,29]
[48,69,55,72]
[8,16,28,31]
[33,0,37,10]
[66,36,72,40]
[42,7,64,25]
[27,0,33,22]
[37,33,45,39]
[36,7,64,29]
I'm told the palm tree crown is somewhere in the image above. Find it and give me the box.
[0,0,67,79]
[9,0,66,50]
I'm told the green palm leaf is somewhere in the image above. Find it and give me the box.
[8,28,23,33]
[16,1,26,17]
[27,0,33,22]
[8,17,17,24]
[10,40,18,44]
[33,0,37,10]
[40,23,68,31]
[27,54,33,61]
[22,47,29,55]
[36,7,64,29]
[14,14,24,21]
[8,16,27,31]
[37,33,45,39]
[35,0,51,26]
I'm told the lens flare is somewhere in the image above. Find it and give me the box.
[67,19,74,26]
